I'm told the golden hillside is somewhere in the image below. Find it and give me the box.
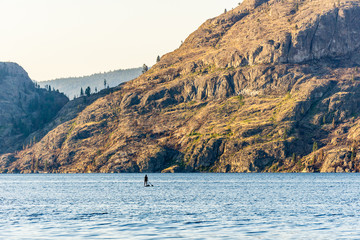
[1,0,360,173]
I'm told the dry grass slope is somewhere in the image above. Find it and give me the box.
[1,0,360,173]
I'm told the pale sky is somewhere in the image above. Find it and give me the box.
[0,0,240,81]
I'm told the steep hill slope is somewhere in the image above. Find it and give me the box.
[0,62,68,155]
[38,67,142,99]
[1,0,360,173]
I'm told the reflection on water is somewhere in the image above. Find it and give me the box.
[0,173,360,239]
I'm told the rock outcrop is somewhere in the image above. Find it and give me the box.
[1,0,360,173]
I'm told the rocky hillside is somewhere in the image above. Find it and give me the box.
[1,0,360,173]
[0,62,68,155]
[38,67,142,99]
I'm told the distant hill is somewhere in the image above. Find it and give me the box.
[38,68,143,99]
[0,62,68,155]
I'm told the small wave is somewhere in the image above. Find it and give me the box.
[81,212,108,217]
[28,213,44,218]
[69,212,109,220]
[246,230,268,235]
[185,212,197,216]
[184,221,203,225]
[315,227,330,231]
[183,220,215,225]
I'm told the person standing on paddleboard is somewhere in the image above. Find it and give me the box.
[144,175,148,187]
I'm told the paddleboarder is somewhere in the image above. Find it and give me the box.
[144,174,148,187]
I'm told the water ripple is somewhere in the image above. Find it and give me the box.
[0,173,360,239]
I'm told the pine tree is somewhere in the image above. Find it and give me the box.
[156,56,161,63]
[143,64,149,74]
[351,143,357,161]
[85,86,91,97]
[318,149,324,162]
[313,141,318,152]
[104,79,107,89]
[80,87,84,96]
[31,156,35,172]
[44,160,48,172]
[351,151,355,161]
[295,3,299,12]
[311,155,316,165]
[35,159,39,171]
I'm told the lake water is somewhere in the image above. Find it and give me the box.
[0,173,360,239]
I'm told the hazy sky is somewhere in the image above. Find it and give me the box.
[0,0,240,81]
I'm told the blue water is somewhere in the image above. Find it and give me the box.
[0,174,360,239]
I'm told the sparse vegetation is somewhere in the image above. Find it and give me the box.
[189,131,201,136]
[313,142,318,152]
[85,86,91,97]
[39,68,142,99]
[2,0,360,174]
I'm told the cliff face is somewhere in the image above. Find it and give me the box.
[0,62,68,155]
[1,0,360,173]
